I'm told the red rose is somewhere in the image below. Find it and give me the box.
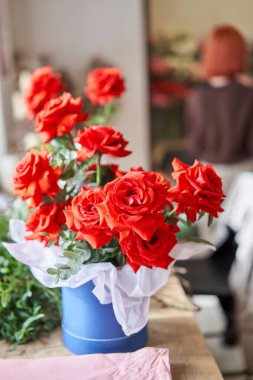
[64,187,114,249]
[12,148,61,207]
[34,92,88,143]
[85,67,125,105]
[25,202,67,245]
[97,171,168,240]
[120,224,178,272]
[75,126,131,161]
[167,158,225,222]
[24,66,65,119]
[130,167,171,190]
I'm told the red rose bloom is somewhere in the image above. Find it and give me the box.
[75,126,131,161]
[85,67,125,105]
[64,187,114,249]
[167,158,225,222]
[120,224,178,272]
[24,66,65,119]
[130,167,171,190]
[34,92,88,143]
[97,171,168,240]
[25,202,67,245]
[12,148,61,207]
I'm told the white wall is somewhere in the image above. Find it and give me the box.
[8,0,150,170]
[150,0,253,39]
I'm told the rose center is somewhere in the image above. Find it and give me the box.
[124,191,141,206]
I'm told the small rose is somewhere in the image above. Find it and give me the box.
[64,187,114,249]
[24,66,65,118]
[25,202,67,245]
[35,92,88,143]
[12,148,61,207]
[167,158,225,222]
[75,125,131,161]
[85,67,125,105]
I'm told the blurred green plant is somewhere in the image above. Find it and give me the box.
[0,213,61,346]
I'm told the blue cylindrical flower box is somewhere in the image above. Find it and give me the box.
[61,281,148,355]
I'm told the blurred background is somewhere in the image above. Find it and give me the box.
[1,0,253,378]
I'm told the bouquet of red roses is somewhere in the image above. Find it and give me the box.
[10,65,224,282]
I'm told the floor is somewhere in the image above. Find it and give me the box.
[192,295,252,380]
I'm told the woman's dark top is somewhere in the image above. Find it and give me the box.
[185,80,253,164]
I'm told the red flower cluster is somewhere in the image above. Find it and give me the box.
[63,170,177,271]
[35,92,88,143]
[167,158,225,222]
[75,126,131,161]
[12,65,224,274]
[24,66,65,118]
[85,67,125,104]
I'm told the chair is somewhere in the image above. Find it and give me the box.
[177,226,238,344]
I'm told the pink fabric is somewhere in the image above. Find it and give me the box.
[0,347,171,380]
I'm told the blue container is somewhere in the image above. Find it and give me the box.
[61,281,148,355]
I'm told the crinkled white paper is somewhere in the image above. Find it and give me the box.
[3,219,211,336]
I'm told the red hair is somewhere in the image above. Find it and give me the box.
[202,25,248,78]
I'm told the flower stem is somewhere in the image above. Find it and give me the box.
[103,103,114,124]
[96,152,102,187]
[66,133,76,150]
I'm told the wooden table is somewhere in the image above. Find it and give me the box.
[0,276,223,379]
[149,276,223,379]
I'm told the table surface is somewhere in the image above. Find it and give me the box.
[0,275,223,380]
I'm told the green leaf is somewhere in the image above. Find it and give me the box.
[63,251,77,260]
[73,249,91,261]
[22,313,45,330]
[186,218,193,227]
[87,114,107,125]
[47,268,59,275]
[47,239,58,248]
[198,210,205,220]
[178,235,214,247]
[0,212,61,346]
[1,291,12,308]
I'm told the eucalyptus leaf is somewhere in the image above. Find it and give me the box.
[47,239,58,248]
[47,268,59,275]
[63,251,77,260]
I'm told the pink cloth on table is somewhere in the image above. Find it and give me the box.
[0,347,171,380]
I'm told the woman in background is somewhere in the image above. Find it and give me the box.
[184,25,253,345]
[186,25,253,194]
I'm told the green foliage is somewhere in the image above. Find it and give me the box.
[87,104,116,125]
[0,214,61,345]
[48,232,124,282]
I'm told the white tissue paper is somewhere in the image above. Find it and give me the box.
[3,219,211,336]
